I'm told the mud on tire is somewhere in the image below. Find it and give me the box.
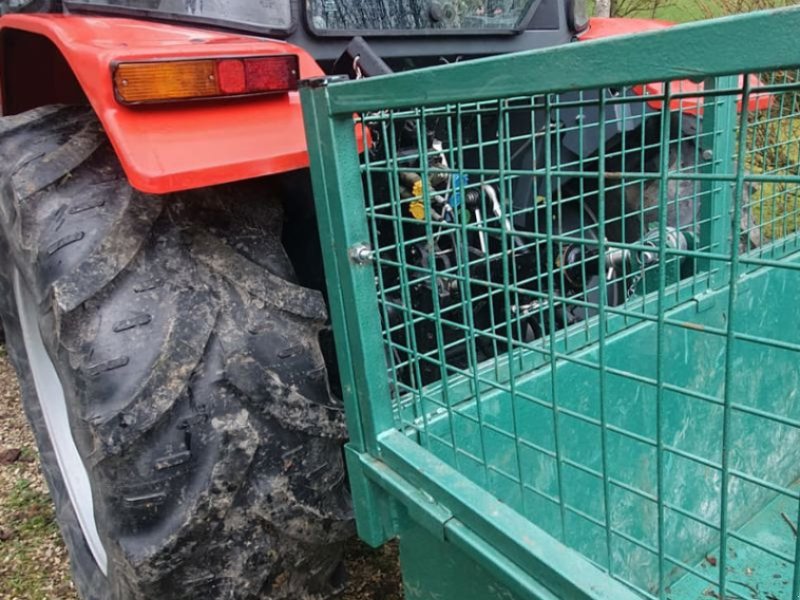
[0,105,352,599]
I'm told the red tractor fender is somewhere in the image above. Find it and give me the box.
[0,14,325,194]
[579,17,772,115]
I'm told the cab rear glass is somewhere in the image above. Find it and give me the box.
[308,0,538,34]
[65,0,292,35]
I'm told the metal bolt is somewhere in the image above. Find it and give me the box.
[350,244,374,264]
[702,149,714,161]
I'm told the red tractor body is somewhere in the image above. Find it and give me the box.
[1,9,686,194]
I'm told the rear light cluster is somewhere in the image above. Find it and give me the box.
[113,55,299,105]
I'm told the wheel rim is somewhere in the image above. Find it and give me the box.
[12,268,108,574]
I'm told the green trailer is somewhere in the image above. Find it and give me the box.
[301,8,800,599]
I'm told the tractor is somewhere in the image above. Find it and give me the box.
[0,1,756,598]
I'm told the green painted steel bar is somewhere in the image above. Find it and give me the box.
[594,87,614,576]
[355,450,561,600]
[377,430,643,600]
[321,8,800,115]
[451,102,494,475]
[542,95,569,544]
[300,80,399,544]
[717,75,751,600]
[414,107,460,454]
[359,167,800,185]
[653,84,673,600]
[699,76,738,287]
[390,111,433,444]
[300,79,374,450]
[443,521,560,600]
[494,98,528,515]
[794,491,800,600]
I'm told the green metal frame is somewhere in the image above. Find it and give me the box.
[301,8,800,599]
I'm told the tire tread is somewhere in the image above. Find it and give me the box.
[0,105,351,600]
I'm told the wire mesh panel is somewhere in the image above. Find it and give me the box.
[302,9,800,600]
[744,69,800,259]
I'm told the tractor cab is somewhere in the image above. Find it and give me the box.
[55,0,588,64]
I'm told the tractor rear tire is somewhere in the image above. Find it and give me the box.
[0,105,352,599]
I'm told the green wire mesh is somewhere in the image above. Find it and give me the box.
[353,68,800,599]
[746,70,800,249]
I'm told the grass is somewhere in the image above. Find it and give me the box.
[589,0,795,22]
[0,476,75,599]
[0,349,78,600]
[631,0,725,23]
[621,2,722,21]
[746,77,800,241]
[4,479,61,562]
[587,0,718,21]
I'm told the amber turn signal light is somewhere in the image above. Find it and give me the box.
[113,55,300,105]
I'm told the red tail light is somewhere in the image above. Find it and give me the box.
[113,55,300,105]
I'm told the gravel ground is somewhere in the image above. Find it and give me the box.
[0,344,402,600]
[0,345,76,600]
